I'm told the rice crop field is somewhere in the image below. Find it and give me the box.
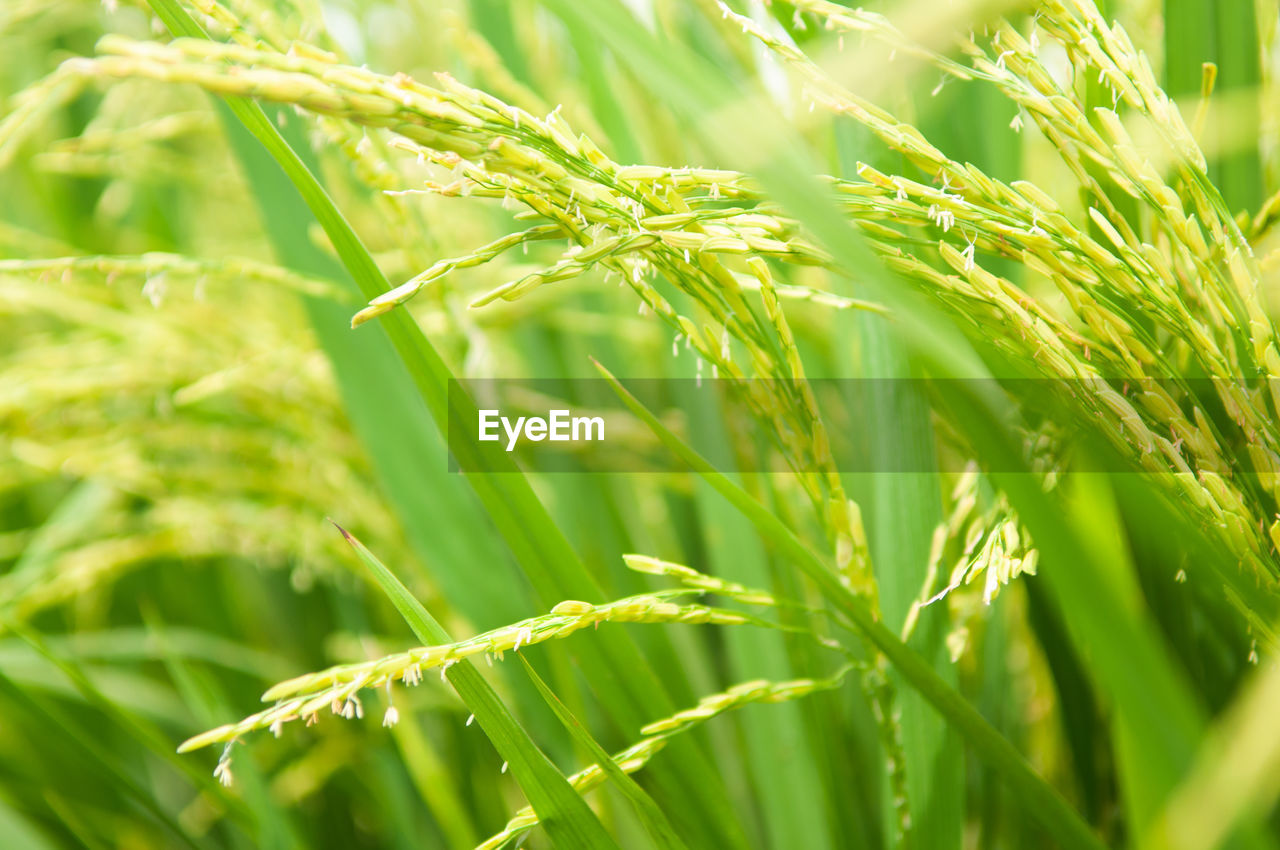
[1,0,1279,847]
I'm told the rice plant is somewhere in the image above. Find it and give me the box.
[1,0,1278,847]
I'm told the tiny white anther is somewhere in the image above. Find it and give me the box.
[961,233,977,272]
[214,758,233,788]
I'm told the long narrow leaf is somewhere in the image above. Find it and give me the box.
[142,2,749,841]
[332,523,618,850]
[593,359,1107,850]
[517,655,689,850]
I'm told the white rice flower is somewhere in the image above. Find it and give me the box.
[961,234,976,272]
[214,759,233,788]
